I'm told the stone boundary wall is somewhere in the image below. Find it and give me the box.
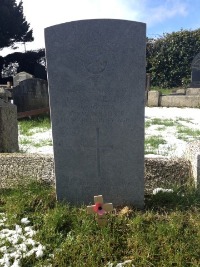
[147,88,200,108]
[0,154,192,194]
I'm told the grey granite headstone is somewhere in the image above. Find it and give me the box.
[45,19,146,208]
[12,78,49,112]
[190,52,200,88]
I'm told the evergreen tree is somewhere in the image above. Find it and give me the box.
[0,0,33,49]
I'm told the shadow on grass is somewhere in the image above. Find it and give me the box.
[1,181,199,214]
[145,187,200,212]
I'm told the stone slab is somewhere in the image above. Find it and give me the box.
[186,88,200,95]
[185,141,200,188]
[147,91,160,107]
[45,19,146,208]
[176,89,186,95]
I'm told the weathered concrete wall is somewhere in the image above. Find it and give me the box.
[184,141,200,188]
[0,154,192,194]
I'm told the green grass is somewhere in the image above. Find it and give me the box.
[175,117,193,124]
[145,119,152,128]
[18,115,51,136]
[18,115,52,152]
[19,137,33,146]
[19,137,53,150]
[157,126,166,131]
[0,181,199,266]
[145,135,166,150]
[33,139,53,148]
[176,125,200,140]
[150,86,173,95]
[148,118,175,127]
[145,136,167,155]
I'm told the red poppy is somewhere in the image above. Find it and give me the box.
[93,202,105,216]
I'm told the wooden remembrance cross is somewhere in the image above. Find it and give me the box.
[87,195,113,226]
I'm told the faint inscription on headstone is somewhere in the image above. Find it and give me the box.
[45,19,146,208]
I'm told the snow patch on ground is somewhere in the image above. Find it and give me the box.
[19,107,200,158]
[145,107,200,158]
[0,214,47,267]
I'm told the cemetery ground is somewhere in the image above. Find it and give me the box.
[0,107,199,266]
[18,107,200,158]
[0,179,199,266]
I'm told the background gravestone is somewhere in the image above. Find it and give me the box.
[45,19,146,208]
[190,52,200,88]
[0,87,11,102]
[12,78,49,112]
[13,72,34,87]
[0,88,18,153]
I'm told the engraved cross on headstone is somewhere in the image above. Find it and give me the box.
[84,127,113,178]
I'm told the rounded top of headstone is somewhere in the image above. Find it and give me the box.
[45,18,145,29]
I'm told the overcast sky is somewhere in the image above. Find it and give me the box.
[1,0,200,56]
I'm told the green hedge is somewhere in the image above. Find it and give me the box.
[146,29,200,88]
